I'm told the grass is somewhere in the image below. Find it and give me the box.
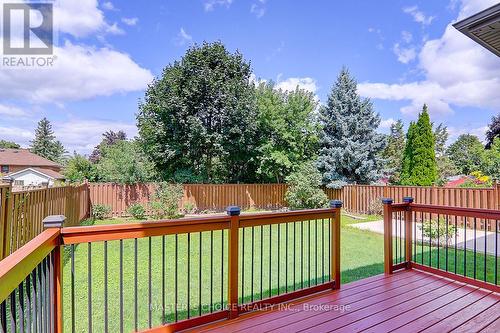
[62,214,498,332]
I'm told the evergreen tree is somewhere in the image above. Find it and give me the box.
[317,67,385,188]
[400,122,416,185]
[381,120,405,184]
[29,118,66,163]
[409,105,437,185]
[433,123,456,185]
[434,123,448,158]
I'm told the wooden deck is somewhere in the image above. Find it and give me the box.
[187,269,500,333]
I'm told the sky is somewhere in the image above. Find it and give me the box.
[0,0,499,154]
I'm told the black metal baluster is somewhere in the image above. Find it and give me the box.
[134,238,138,331]
[119,240,123,333]
[149,237,153,328]
[175,234,178,322]
[70,245,75,333]
[294,222,297,290]
[241,227,245,301]
[421,212,424,264]
[285,222,288,293]
[328,218,331,280]
[162,235,166,323]
[301,221,304,288]
[39,261,43,333]
[34,267,39,333]
[445,215,448,271]
[277,223,280,294]
[308,220,311,287]
[429,213,432,266]
[0,300,6,333]
[484,220,488,282]
[18,282,24,333]
[414,212,417,262]
[9,291,16,333]
[199,232,202,316]
[251,227,255,301]
[437,214,440,269]
[210,231,213,312]
[394,212,398,264]
[464,217,467,277]
[495,220,498,285]
[88,243,92,333]
[269,224,272,297]
[322,219,325,283]
[315,219,318,285]
[260,225,263,299]
[455,216,458,274]
[104,241,108,333]
[49,253,53,333]
[187,233,191,319]
[400,212,403,263]
[26,274,31,333]
[221,230,224,307]
[474,218,477,279]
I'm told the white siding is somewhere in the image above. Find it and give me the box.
[9,169,54,186]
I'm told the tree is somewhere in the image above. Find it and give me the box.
[285,162,329,209]
[30,118,66,163]
[63,153,97,182]
[317,67,385,188]
[433,123,456,185]
[381,120,405,184]
[446,134,484,175]
[255,82,319,183]
[485,113,500,149]
[137,41,258,183]
[89,130,127,163]
[96,140,156,184]
[0,140,20,149]
[400,122,416,185]
[409,105,437,185]
[481,137,500,179]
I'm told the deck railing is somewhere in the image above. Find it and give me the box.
[0,201,342,333]
[383,197,499,293]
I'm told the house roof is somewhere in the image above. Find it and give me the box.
[0,148,61,168]
[453,3,500,57]
[5,167,65,180]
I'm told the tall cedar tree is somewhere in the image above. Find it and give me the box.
[400,105,437,185]
[485,113,500,149]
[317,67,385,188]
[137,42,257,183]
[381,119,405,184]
[30,118,66,163]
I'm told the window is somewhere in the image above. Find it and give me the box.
[14,180,24,186]
[1,165,8,173]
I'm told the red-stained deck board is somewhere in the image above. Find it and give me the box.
[182,270,500,333]
[271,276,451,333]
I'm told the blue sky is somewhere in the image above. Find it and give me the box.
[0,0,499,153]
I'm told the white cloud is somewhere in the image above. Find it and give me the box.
[53,119,138,153]
[358,0,500,117]
[250,0,267,18]
[448,125,488,142]
[380,118,397,129]
[0,41,153,103]
[121,17,138,26]
[105,22,125,35]
[392,43,416,64]
[102,1,115,11]
[403,5,435,26]
[0,125,33,146]
[401,31,413,43]
[276,77,318,94]
[204,0,233,11]
[0,104,27,117]
[53,0,107,38]
[367,27,385,50]
[176,28,193,46]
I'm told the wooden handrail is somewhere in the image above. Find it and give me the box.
[408,203,500,220]
[0,228,60,302]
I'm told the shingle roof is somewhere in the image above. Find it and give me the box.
[0,148,61,167]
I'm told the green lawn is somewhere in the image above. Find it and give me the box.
[61,214,497,332]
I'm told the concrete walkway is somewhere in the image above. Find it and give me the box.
[351,220,499,256]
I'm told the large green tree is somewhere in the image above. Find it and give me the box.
[89,130,127,163]
[0,140,20,149]
[482,137,500,179]
[63,153,97,182]
[485,113,500,149]
[400,105,437,185]
[381,119,405,184]
[137,41,258,183]
[29,118,66,163]
[255,82,319,183]
[433,123,457,185]
[317,67,385,188]
[446,134,484,175]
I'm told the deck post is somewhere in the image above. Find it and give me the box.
[226,206,240,319]
[403,197,413,269]
[43,215,65,333]
[330,200,342,289]
[382,198,393,274]
[0,183,13,260]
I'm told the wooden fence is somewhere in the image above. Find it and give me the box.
[0,183,90,259]
[88,183,500,217]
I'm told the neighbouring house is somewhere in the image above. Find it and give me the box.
[0,148,65,187]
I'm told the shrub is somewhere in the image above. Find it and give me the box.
[367,198,383,215]
[91,204,111,220]
[285,162,329,210]
[419,218,457,246]
[127,203,146,219]
[149,201,166,220]
[154,182,184,218]
[182,201,197,214]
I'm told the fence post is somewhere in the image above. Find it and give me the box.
[1,183,13,259]
[403,197,413,268]
[330,200,342,289]
[382,198,393,274]
[43,215,65,333]
[227,206,240,319]
[494,180,500,211]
